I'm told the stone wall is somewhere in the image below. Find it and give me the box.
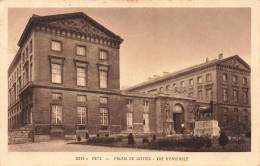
[8,130,33,144]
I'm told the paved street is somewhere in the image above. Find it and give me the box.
[8,141,154,152]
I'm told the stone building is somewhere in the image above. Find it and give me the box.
[125,54,251,132]
[8,12,250,141]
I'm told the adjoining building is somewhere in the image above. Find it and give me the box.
[8,12,250,141]
[125,54,251,132]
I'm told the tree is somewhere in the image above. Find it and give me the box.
[128,133,135,145]
[226,118,248,145]
[218,131,229,149]
[205,138,212,148]
[77,136,81,142]
[96,133,100,137]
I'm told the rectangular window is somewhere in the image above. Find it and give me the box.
[235,115,239,122]
[100,97,108,104]
[51,40,62,52]
[223,88,228,102]
[223,74,227,81]
[244,109,248,113]
[224,107,228,113]
[223,115,228,126]
[51,63,62,83]
[189,79,194,86]
[181,81,185,88]
[99,50,108,60]
[197,90,203,100]
[26,47,28,59]
[243,90,248,104]
[143,113,149,126]
[22,52,25,63]
[77,95,86,102]
[206,74,212,82]
[51,105,62,124]
[206,89,212,100]
[233,76,238,83]
[76,46,86,56]
[244,116,248,123]
[77,107,87,124]
[234,108,238,113]
[99,71,107,88]
[233,90,238,103]
[126,99,133,105]
[242,77,247,85]
[26,65,29,84]
[127,112,133,126]
[52,93,62,100]
[143,101,149,106]
[29,40,32,53]
[30,63,32,81]
[197,76,202,84]
[19,64,21,75]
[100,108,108,125]
[77,67,86,86]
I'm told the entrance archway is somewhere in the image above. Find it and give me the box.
[172,104,184,133]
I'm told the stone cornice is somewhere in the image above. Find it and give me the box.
[216,64,250,74]
[18,12,123,48]
[126,55,251,92]
[34,23,121,49]
[126,64,217,91]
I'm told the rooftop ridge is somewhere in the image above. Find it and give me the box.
[125,55,249,91]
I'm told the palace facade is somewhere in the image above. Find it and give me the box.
[8,12,250,140]
[125,54,251,133]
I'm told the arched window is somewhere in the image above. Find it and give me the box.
[166,85,170,93]
[160,87,164,93]
[173,104,184,113]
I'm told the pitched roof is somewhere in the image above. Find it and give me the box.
[125,55,250,91]
[18,12,123,47]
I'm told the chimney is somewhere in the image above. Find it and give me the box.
[219,53,223,60]
[153,75,160,79]
[163,72,170,76]
[206,57,209,63]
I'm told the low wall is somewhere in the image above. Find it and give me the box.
[8,130,33,144]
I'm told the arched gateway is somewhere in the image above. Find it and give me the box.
[172,104,184,133]
[163,103,185,134]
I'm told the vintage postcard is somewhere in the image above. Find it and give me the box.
[0,0,259,166]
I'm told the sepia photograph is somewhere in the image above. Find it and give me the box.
[7,8,251,152]
[0,2,259,166]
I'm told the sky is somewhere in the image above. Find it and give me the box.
[8,8,251,88]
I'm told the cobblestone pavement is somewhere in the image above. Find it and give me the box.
[8,141,154,152]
